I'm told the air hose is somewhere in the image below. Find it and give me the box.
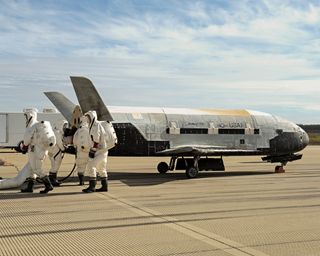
[56,151,77,183]
[36,163,77,184]
[58,163,77,182]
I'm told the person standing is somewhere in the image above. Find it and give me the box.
[20,109,56,194]
[82,110,117,193]
[48,120,68,186]
[73,116,91,185]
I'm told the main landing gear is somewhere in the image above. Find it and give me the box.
[157,156,225,179]
[157,156,199,178]
[157,162,169,174]
[185,156,200,179]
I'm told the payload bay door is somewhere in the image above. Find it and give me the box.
[0,114,7,143]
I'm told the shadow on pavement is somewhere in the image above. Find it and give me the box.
[0,170,274,199]
[0,191,83,200]
[104,170,273,186]
[56,169,274,187]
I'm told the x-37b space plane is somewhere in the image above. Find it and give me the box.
[45,77,309,178]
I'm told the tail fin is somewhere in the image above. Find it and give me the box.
[44,92,76,124]
[70,76,113,121]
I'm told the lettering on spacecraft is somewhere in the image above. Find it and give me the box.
[218,122,245,128]
[185,122,205,126]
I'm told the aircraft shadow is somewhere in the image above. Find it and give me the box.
[54,170,274,187]
[0,170,274,199]
[104,170,274,187]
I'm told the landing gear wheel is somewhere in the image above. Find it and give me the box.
[275,165,285,173]
[186,167,199,179]
[157,162,169,174]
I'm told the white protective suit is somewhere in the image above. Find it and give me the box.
[23,109,56,178]
[48,120,67,173]
[0,109,56,192]
[0,163,32,190]
[86,111,109,179]
[82,111,117,193]
[73,116,91,178]
[0,110,39,190]
[48,120,68,186]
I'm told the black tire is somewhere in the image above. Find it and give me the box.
[275,165,285,173]
[186,167,198,178]
[157,162,169,174]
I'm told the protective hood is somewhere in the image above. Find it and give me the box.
[24,109,38,128]
[54,119,68,133]
[79,115,89,128]
[84,110,98,130]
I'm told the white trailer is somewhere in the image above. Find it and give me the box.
[0,109,63,149]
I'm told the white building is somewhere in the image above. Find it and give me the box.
[0,108,63,149]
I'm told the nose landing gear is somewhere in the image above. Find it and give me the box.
[275,162,287,173]
[185,156,200,179]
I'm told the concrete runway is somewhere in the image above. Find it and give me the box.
[0,146,319,256]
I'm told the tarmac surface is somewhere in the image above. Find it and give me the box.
[0,146,319,256]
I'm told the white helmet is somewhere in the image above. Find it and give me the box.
[79,115,89,128]
[24,109,38,127]
[54,119,68,133]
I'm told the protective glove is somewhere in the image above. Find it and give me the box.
[89,148,96,158]
[21,146,28,154]
[19,142,28,154]
[61,145,67,154]
[65,145,76,155]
